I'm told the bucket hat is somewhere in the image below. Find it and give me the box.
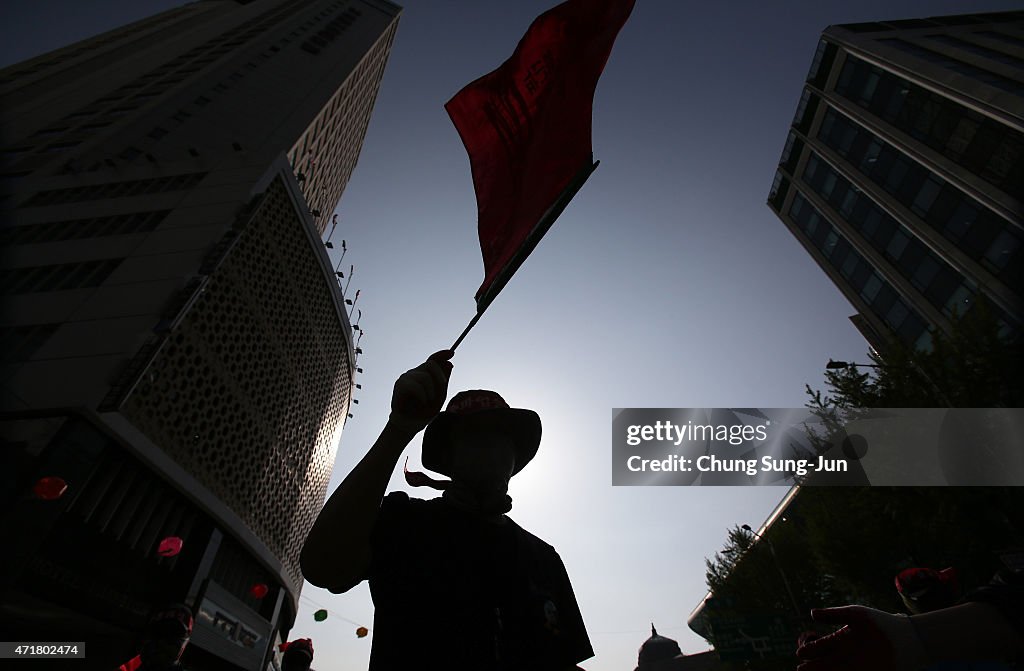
[421,390,541,477]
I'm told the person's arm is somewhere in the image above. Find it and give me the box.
[913,601,1023,663]
[796,602,1024,670]
[300,350,453,592]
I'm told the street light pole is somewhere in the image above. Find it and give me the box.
[741,524,804,624]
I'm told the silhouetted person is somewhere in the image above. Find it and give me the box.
[896,567,961,615]
[280,638,314,671]
[118,604,193,671]
[301,350,593,670]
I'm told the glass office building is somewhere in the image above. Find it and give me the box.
[769,11,1023,352]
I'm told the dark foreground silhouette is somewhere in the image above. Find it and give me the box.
[302,350,594,670]
[796,568,1024,670]
[118,603,193,671]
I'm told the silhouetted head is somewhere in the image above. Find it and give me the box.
[422,390,541,494]
[280,638,314,671]
[895,567,959,613]
[140,603,192,667]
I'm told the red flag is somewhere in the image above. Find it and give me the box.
[446,0,634,311]
[119,655,142,671]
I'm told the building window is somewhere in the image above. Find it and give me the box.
[961,215,1001,258]
[880,38,1024,95]
[792,89,820,134]
[943,282,976,317]
[861,274,883,302]
[911,177,942,218]
[21,173,206,207]
[886,229,909,260]
[798,149,993,320]
[822,230,839,257]
[885,299,910,330]
[1,259,124,295]
[911,256,941,290]
[42,142,80,152]
[926,34,1024,71]
[915,329,934,353]
[769,170,789,210]
[788,193,938,348]
[835,55,1024,199]
[985,230,1020,271]
[0,324,60,362]
[840,251,858,278]
[976,30,1024,49]
[817,107,1019,275]
[896,310,926,343]
[33,127,69,137]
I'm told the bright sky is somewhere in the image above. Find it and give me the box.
[5,0,1021,669]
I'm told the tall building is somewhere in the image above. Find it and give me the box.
[0,1,400,668]
[768,11,1023,352]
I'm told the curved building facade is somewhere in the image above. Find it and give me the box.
[118,170,353,599]
[0,0,401,668]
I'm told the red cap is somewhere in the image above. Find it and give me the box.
[280,638,313,656]
[421,390,541,478]
[445,390,510,414]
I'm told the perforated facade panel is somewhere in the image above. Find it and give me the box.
[120,175,352,590]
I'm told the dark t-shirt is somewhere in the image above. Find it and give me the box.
[959,568,1024,669]
[362,492,593,670]
[966,568,1024,635]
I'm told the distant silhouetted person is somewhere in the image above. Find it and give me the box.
[118,603,193,671]
[301,350,594,670]
[895,566,960,614]
[280,638,314,671]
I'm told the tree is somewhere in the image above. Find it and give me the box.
[807,300,1022,411]
[702,523,829,670]
[698,303,1022,668]
[703,486,1024,670]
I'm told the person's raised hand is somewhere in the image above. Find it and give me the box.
[389,350,454,432]
[796,605,925,671]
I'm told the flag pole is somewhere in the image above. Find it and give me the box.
[450,312,482,351]
[449,157,599,352]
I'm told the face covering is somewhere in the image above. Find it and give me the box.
[441,479,513,516]
[405,457,512,515]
